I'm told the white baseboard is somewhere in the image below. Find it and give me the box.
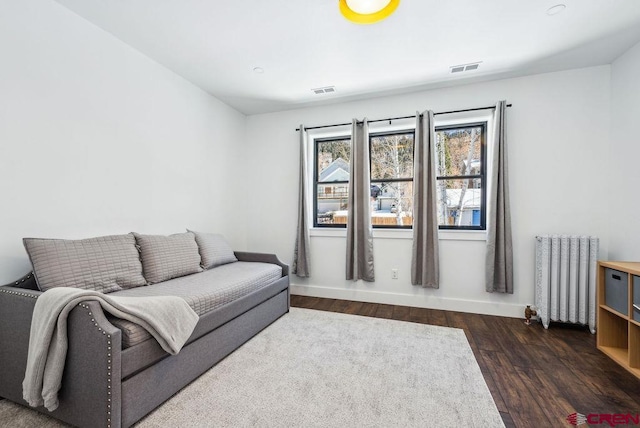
[290,284,525,319]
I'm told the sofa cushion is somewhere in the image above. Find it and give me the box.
[109,261,282,348]
[188,230,237,269]
[119,277,289,378]
[133,232,203,284]
[23,234,146,293]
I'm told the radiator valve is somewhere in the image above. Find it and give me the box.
[524,305,537,326]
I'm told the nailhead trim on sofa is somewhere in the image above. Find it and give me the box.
[0,289,38,299]
[0,273,38,299]
[79,303,113,428]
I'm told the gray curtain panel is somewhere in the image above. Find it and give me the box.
[292,125,311,277]
[346,118,375,281]
[486,101,513,293]
[411,111,440,288]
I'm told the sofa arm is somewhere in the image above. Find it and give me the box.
[55,300,123,428]
[2,271,39,291]
[0,285,122,428]
[234,251,289,277]
[0,284,42,403]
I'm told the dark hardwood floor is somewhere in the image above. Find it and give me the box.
[291,295,640,428]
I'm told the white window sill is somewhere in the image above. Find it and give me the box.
[309,228,486,241]
[438,230,487,241]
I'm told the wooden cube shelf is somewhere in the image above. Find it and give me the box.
[597,261,640,379]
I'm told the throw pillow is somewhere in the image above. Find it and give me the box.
[23,233,146,293]
[133,232,203,284]
[187,229,237,269]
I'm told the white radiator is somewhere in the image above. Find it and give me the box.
[534,235,599,333]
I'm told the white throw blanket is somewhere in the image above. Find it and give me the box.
[23,287,199,411]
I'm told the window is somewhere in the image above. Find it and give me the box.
[435,122,486,229]
[314,137,351,226]
[314,131,415,228]
[369,132,414,228]
[312,121,486,231]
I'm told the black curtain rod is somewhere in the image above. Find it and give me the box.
[295,103,512,132]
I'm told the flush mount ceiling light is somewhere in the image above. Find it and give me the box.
[339,0,400,24]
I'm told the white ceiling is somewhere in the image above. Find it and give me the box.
[54,0,640,115]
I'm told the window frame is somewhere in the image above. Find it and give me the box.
[368,129,415,230]
[313,135,351,228]
[310,119,488,233]
[435,121,487,231]
[313,129,415,229]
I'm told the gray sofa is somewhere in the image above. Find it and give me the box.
[0,232,289,428]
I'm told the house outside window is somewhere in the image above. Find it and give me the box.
[313,121,486,231]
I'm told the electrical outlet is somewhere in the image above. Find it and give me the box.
[391,269,398,279]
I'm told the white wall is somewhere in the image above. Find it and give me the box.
[0,0,621,317]
[0,0,247,283]
[246,66,611,317]
[609,40,640,260]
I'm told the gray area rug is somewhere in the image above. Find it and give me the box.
[0,308,504,427]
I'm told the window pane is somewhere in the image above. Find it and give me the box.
[318,139,350,183]
[371,181,413,226]
[317,184,349,225]
[436,179,482,227]
[370,134,414,180]
[435,127,482,177]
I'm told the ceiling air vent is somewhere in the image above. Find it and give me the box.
[450,62,482,74]
[312,86,336,94]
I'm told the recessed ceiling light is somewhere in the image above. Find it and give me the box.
[253,67,264,74]
[546,4,566,16]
